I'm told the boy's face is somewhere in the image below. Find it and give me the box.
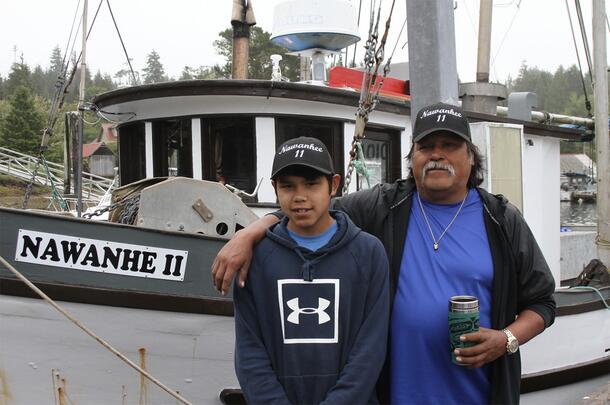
[273,172,341,236]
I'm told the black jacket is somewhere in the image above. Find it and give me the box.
[332,180,556,405]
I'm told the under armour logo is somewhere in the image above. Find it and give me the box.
[286,297,331,325]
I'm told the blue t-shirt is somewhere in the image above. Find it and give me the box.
[287,220,338,251]
[391,189,493,405]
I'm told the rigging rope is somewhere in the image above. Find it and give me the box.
[23,0,104,209]
[564,0,592,117]
[42,157,69,211]
[62,0,83,71]
[0,256,193,405]
[490,0,521,80]
[106,0,138,86]
[574,0,593,84]
[351,0,364,67]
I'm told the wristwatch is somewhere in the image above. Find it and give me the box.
[503,328,519,355]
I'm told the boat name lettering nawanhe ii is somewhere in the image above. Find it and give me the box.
[15,229,188,281]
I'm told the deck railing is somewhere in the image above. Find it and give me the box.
[0,146,113,200]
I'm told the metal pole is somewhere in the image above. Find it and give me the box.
[593,0,610,265]
[406,0,460,121]
[476,0,493,82]
[496,106,595,128]
[76,0,88,217]
[63,113,71,195]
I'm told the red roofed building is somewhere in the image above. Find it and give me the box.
[82,142,115,178]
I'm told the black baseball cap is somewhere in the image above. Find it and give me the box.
[271,136,334,179]
[412,102,471,143]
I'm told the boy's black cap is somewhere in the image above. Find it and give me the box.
[412,102,471,143]
[271,136,334,179]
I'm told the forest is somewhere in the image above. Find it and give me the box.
[0,26,600,164]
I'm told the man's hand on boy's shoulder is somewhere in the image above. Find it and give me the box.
[211,214,279,295]
[212,229,253,295]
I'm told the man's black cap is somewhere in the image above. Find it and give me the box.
[271,136,334,179]
[412,102,471,143]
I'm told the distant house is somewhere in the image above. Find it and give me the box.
[83,142,115,178]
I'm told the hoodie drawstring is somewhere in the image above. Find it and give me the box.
[294,249,329,282]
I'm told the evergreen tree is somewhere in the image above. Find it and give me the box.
[179,66,196,80]
[178,65,222,80]
[114,59,139,86]
[45,46,66,98]
[0,74,5,99]
[5,60,32,95]
[49,46,64,75]
[213,26,300,81]
[87,71,116,100]
[142,50,167,84]
[31,65,47,98]
[0,85,45,154]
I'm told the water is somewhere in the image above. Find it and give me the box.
[560,201,597,225]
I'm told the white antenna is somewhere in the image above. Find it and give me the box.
[270,54,283,80]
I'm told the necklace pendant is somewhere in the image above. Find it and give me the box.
[433,243,439,251]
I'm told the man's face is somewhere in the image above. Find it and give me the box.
[273,173,341,236]
[411,131,472,203]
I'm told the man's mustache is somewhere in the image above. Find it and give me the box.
[422,161,456,179]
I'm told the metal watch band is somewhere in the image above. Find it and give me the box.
[503,328,519,354]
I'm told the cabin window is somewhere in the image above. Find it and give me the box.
[358,128,401,189]
[275,117,344,194]
[118,122,146,185]
[152,119,193,178]
[201,117,256,194]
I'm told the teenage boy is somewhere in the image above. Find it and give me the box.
[233,136,390,404]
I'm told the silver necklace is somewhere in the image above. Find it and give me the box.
[416,192,467,251]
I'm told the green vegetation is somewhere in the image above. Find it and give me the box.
[0,30,606,168]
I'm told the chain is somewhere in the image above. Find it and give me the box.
[343,0,396,194]
[343,113,369,193]
[117,194,140,224]
[82,193,140,223]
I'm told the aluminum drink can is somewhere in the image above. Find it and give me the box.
[448,295,479,365]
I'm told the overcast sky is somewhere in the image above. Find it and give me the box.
[1,0,608,84]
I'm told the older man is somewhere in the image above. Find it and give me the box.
[212,102,555,404]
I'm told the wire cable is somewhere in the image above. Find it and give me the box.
[574,0,593,83]
[62,0,83,70]
[564,0,592,116]
[490,0,521,81]
[461,0,478,38]
[351,0,364,67]
[106,0,138,86]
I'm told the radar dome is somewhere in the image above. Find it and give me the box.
[271,0,360,52]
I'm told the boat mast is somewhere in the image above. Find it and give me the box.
[231,0,256,79]
[406,0,459,119]
[76,0,88,217]
[592,0,609,264]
